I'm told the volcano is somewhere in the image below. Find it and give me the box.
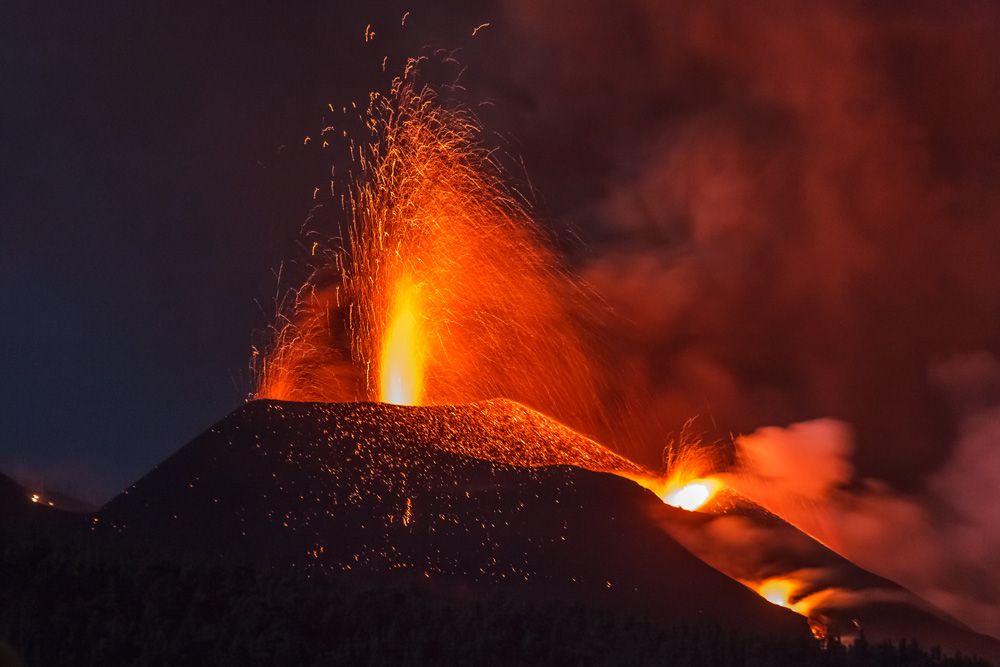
[97,399,1000,662]
[99,399,805,638]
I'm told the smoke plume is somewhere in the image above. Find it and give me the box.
[492,0,1000,472]
[487,0,1000,639]
[726,352,1000,639]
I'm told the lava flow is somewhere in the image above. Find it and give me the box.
[753,577,836,617]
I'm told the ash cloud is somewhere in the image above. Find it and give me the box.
[491,0,1000,483]
[486,0,1000,640]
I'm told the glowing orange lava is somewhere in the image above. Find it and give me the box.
[627,435,725,510]
[758,578,799,609]
[380,279,423,405]
[750,575,839,635]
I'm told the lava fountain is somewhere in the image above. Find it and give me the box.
[256,69,616,448]
[380,277,423,405]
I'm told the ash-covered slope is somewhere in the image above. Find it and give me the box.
[99,399,806,638]
[657,502,1000,663]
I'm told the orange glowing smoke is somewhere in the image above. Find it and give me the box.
[256,68,613,447]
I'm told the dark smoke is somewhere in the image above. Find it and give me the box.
[482,0,1000,640]
[724,388,1000,640]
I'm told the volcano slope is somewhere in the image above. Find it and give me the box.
[657,496,1000,663]
[98,399,806,639]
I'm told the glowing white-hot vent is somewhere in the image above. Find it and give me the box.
[664,479,720,511]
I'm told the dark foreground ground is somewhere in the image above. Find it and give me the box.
[1,519,993,667]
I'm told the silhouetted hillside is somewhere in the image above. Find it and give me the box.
[95,399,1000,664]
[98,399,806,638]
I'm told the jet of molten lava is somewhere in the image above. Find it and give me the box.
[628,436,725,511]
[380,279,423,405]
[664,478,721,511]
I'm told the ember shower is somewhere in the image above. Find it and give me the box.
[255,71,620,451]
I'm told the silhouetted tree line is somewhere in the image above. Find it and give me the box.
[0,523,993,667]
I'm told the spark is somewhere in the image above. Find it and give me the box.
[472,23,490,36]
[403,497,413,526]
